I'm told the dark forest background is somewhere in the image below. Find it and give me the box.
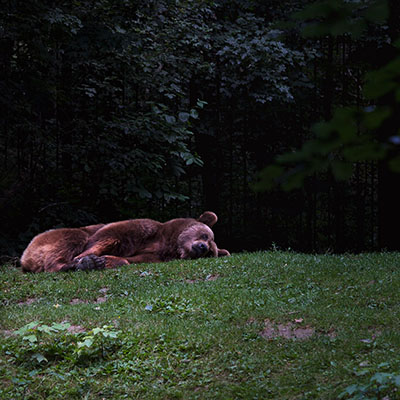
[1,0,400,258]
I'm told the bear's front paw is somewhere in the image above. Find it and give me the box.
[75,255,106,271]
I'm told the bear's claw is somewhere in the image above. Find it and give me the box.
[75,255,106,271]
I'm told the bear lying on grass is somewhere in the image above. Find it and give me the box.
[20,212,230,273]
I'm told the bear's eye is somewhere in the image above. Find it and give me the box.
[200,234,209,241]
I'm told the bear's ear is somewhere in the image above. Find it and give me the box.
[198,211,218,227]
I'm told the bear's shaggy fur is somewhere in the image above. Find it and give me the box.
[20,212,230,272]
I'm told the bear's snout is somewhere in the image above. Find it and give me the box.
[192,242,209,256]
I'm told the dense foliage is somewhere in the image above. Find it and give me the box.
[1,0,399,256]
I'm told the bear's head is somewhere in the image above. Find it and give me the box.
[177,212,219,259]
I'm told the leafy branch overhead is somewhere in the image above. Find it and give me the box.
[292,0,389,38]
[255,0,400,191]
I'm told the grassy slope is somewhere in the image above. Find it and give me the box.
[1,251,400,399]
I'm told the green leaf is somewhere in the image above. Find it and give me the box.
[24,334,38,343]
[138,188,152,199]
[51,322,71,331]
[32,353,48,363]
[178,112,190,123]
[253,165,285,191]
[281,168,309,191]
[165,115,176,124]
[190,109,199,119]
[364,58,400,100]
[388,155,400,173]
[371,372,393,384]
[78,338,94,348]
[104,331,119,338]
[114,25,127,34]
[396,88,400,102]
[342,142,386,162]
[363,106,392,130]
[15,321,39,336]
[37,324,56,334]
[364,78,398,100]
[196,100,207,109]
[363,1,389,24]
[340,384,359,396]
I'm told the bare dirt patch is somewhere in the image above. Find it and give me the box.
[256,318,337,340]
[17,297,38,306]
[70,287,110,305]
[69,296,108,304]
[70,298,88,305]
[66,324,86,334]
[260,319,315,340]
[95,296,107,303]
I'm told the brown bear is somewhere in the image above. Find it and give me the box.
[20,212,230,273]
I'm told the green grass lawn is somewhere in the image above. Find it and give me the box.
[1,251,400,399]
